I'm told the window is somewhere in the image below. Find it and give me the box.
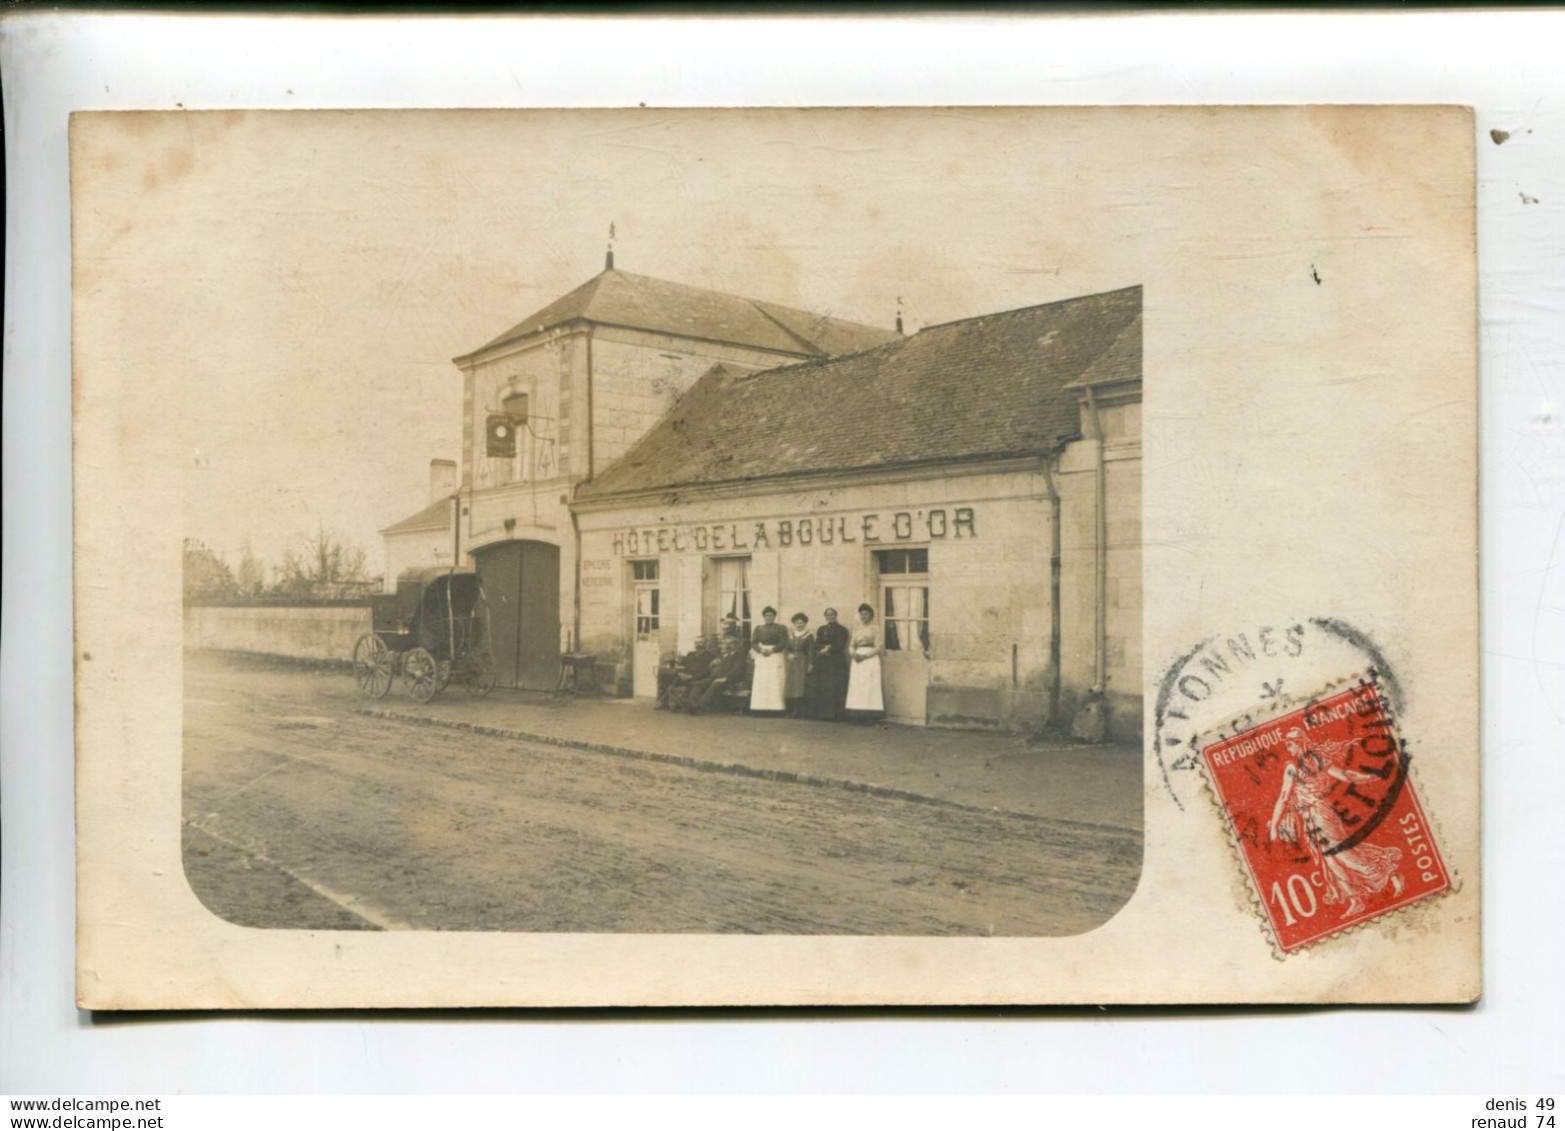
[876,548,928,576]
[717,557,751,647]
[876,548,930,655]
[631,560,659,637]
[635,588,660,635]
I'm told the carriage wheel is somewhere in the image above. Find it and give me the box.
[464,650,496,697]
[404,647,440,704]
[352,633,393,699]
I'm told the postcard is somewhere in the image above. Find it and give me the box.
[72,106,1477,1007]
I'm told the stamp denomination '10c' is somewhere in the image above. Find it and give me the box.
[1199,677,1452,954]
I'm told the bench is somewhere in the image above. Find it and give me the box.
[667,680,751,713]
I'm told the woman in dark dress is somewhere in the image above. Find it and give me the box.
[783,612,814,717]
[808,607,851,721]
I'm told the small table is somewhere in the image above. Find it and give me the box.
[555,653,597,695]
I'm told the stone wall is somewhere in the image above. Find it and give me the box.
[184,605,372,662]
[587,328,788,472]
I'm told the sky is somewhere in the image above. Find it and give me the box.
[75,108,1157,576]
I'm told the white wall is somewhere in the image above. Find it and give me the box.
[184,605,372,662]
[384,526,455,592]
[575,467,1067,725]
[1056,415,1142,739]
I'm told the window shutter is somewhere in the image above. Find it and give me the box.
[748,551,780,621]
[678,555,703,653]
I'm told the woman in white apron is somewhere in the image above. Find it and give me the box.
[844,602,885,721]
[748,606,789,714]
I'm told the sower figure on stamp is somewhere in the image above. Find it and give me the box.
[1268,726,1406,919]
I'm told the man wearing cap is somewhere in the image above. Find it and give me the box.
[657,635,715,711]
[686,634,748,715]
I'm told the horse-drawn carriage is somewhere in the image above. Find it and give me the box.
[352,567,495,703]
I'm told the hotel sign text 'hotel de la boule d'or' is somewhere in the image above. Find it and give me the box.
[381,257,1142,739]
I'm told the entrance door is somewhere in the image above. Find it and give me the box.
[877,548,931,726]
[630,560,660,699]
[472,540,561,690]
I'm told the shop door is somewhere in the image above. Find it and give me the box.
[878,549,931,726]
[472,540,561,690]
[631,560,661,699]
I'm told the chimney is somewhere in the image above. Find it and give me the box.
[895,296,905,336]
[429,458,457,504]
[605,220,616,271]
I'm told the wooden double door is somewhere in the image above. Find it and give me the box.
[472,540,560,690]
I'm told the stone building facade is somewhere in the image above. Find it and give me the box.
[381,260,897,690]
[382,264,1142,738]
[572,286,1143,739]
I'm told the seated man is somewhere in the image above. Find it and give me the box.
[685,635,747,715]
[657,635,715,710]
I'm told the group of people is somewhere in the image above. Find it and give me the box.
[656,605,886,721]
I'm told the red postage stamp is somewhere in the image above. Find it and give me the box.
[1199,676,1452,954]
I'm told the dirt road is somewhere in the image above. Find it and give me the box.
[183,653,1142,936]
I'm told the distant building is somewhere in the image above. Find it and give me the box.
[380,459,458,582]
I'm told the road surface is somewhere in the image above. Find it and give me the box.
[183,652,1142,936]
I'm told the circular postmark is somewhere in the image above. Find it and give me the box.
[1157,617,1454,954]
[1152,616,1404,811]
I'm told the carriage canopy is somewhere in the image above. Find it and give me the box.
[355,568,495,703]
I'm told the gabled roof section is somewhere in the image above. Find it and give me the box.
[1063,311,1142,389]
[576,285,1142,502]
[461,269,899,361]
[380,497,453,536]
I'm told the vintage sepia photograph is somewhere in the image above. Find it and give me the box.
[167,110,1145,937]
[72,104,1479,1008]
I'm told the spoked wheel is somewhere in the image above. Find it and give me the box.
[463,649,496,697]
[404,646,440,704]
[352,633,393,699]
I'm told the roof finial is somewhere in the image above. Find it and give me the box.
[606,221,616,271]
[895,296,904,336]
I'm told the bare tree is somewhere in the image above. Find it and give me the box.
[236,538,268,596]
[182,538,238,604]
[277,525,369,600]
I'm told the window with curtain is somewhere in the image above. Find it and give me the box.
[876,548,930,656]
[717,557,752,647]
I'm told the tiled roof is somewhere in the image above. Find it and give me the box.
[1063,311,1142,389]
[380,497,453,535]
[462,269,899,360]
[576,285,1142,501]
